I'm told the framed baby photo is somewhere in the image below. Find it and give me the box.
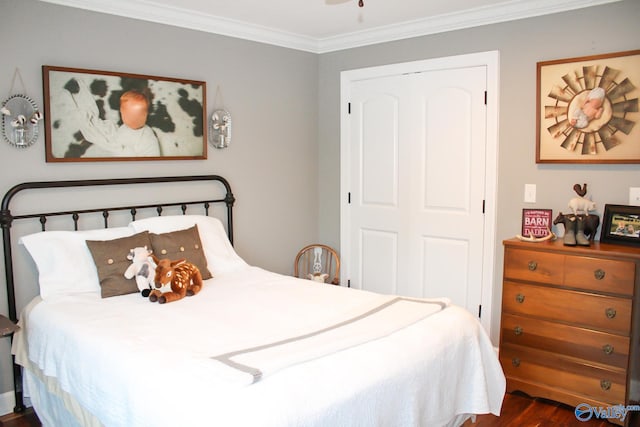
[536,50,640,164]
[600,204,640,247]
[42,66,207,162]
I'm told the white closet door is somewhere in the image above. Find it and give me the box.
[344,63,488,318]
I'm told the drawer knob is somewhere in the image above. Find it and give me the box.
[605,308,617,319]
[514,326,523,336]
[528,261,537,271]
[600,380,611,391]
[515,293,525,304]
[602,344,614,355]
[594,269,606,280]
[512,358,520,367]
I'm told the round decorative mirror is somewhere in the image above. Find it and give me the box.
[209,109,232,149]
[1,94,42,148]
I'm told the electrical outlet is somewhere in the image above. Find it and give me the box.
[630,187,640,206]
[524,184,536,203]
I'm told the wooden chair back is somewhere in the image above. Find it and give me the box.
[294,244,340,285]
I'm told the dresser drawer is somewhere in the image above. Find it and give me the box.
[564,256,635,296]
[501,313,630,369]
[500,345,626,404]
[504,248,563,285]
[502,281,632,334]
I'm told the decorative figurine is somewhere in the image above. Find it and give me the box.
[555,183,599,246]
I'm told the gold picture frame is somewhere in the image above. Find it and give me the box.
[43,66,207,162]
[536,50,640,163]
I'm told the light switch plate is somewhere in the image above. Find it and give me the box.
[630,187,640,206]
[524,184,536,203]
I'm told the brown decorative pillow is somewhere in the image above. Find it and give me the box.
[86,231,152,298]
[150,225,212,279]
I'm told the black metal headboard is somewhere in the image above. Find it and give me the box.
[0,175,234,412]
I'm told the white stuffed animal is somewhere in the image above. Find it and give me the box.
[308,272,329,283]
[124,246,157,297]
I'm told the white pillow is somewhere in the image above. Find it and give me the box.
[129,215,248,274]
[20,227,135,300]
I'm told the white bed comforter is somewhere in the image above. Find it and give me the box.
[14,266,505,427]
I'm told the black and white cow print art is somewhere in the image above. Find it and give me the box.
[46,68,205,159]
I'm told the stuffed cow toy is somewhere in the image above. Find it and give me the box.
[124,246,156,297]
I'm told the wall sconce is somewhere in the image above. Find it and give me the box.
[2,69,42,149]
[1,94,42,148]
[209,109,232,149]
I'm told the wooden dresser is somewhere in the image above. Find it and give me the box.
[500,239,640,426]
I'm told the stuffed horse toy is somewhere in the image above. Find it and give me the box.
[148,255,203,304]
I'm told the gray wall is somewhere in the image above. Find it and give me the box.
[0,0,318,397]
[1,0,639,401]
[318,0,640,344]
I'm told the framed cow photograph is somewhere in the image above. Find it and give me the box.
[43,66,207,162]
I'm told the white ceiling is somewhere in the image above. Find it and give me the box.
[41,0,621,53]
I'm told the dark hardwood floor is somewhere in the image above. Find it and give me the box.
[0,392,619,426]
[0,407,39,427]
[463,392,615,427]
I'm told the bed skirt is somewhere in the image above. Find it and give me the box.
[19,364,476,427]
[20,360,102,427]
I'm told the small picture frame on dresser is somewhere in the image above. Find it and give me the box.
[600,204,640,246]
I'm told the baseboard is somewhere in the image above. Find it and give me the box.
[0,391,31,416]
[0,390,15,416]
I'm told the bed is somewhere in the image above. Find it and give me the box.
[1,175,505,427]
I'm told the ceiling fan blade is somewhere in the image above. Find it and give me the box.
[324,0,363,7]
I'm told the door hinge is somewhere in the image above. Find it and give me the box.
[348,102,351,114]
[482,199,485,213]
[348,192,351,204]
[347,279,351,288]
[484,91,487,105]
[478,304,482,318]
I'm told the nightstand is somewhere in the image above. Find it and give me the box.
[0,314,19,337]
[1,314,25,416]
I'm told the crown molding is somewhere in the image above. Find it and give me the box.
[39,0,321,52]
[315,0,623,53]
[39,0,623,54]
